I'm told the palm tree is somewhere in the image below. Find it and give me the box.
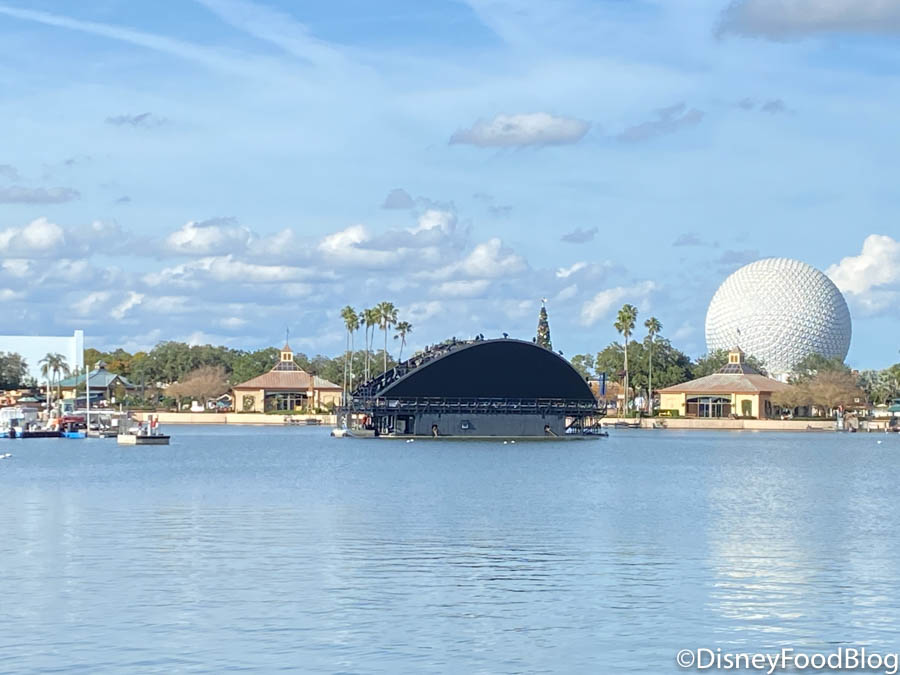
[363,307,378,381]
[394,321,412,362]
[614,304,638,417]
[644,316,662,415]
[340,306,358,397]
[39,353,70,412]
[377,301,398,375]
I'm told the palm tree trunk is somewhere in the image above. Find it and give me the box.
[342,331,349,397]
[383,326,388,375]
[648,342,653,415]
[349,331,354,392]
[623,338,629,418]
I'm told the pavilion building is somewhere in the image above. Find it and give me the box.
[231,343,341,413]
[58,361,135,404]
[658,348,790,419]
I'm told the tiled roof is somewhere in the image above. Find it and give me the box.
[58,369,134,389]
[659,372,790,395]
[233,369,340,391]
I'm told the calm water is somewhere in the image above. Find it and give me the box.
[1,427,900,673]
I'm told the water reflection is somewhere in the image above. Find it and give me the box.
[1,428,900,672]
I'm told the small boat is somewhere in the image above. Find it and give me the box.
[61,430,86,439]
[117,414,169,445]
[117,433,170,446]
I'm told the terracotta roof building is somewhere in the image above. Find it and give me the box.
[231,343,341,413]
[658,348,790,419]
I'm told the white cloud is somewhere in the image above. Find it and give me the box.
[450,113,590,148]
[580,281,657,326]
[557,262,587,278]
[111,291,145,320]
[73,291,112,317]
[166,219,252,255]
[720,0,900,38]
[0,218,66,256]
[827,234,900,316]
[461,238,527,278]
[434,279,491,298]
[410,209,456,235]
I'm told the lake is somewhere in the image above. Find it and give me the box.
[1,427,899,673]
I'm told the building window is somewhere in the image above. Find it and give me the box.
[686,396,732,418]
[271,393,306,411]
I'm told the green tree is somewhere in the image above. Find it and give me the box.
[363,307,379,382]
[340,306,359,396]
[570,353,595,379]
[614,304,637,415]
[0,352,28,389]
[377,301,398,375]
[692,349,768,378]
[644,316,662,414]
[536,300,552,349]
[596,339,692,394]
[230,347,280,384]
[789,353,850,384]
[39,352,70,408]
[394,321,412,362]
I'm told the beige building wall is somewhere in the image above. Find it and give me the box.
[234,388,266,413]
[660,392,685,415]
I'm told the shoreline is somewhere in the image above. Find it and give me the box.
[130,412,897,432]
[132,412,337,426]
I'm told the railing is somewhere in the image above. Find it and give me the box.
[343,396,602,416]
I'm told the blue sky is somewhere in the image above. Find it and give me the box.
[0,0,898,368]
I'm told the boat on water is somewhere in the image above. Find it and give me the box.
[0,406,39,438]
[117,414,170,446]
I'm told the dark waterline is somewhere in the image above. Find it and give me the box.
[1,427,899,673]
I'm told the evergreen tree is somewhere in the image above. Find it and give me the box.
[536,299,552,349]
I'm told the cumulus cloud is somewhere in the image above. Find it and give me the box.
[460,238,527,278]
[0,218,66,256]
[560,226,597,244]
[144,255,312,288]
[827,234,900,316]
[106,112,167,128]
[165,219,252,255]
[450,113,590,148]
[719,0,900,38]
[580,281,656,326]
[382,188,414,209]
[617,103,704,143]
[0,186,80,204]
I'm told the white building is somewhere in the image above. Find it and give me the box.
[0,330,84,383]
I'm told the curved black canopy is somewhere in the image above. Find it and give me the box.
[379,339,594,400]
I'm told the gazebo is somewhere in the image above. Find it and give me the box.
[231,343,342,413]
[658,348,790,419]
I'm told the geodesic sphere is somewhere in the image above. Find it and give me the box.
[705,258,852,374]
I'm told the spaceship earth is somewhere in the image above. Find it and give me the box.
[705,258,852,375]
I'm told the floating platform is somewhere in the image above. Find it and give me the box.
[61,431,86,439]
[117,434,170,446]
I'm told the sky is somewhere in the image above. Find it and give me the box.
[0,0,898,368]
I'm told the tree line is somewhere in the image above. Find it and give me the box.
[571,302,900,416]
